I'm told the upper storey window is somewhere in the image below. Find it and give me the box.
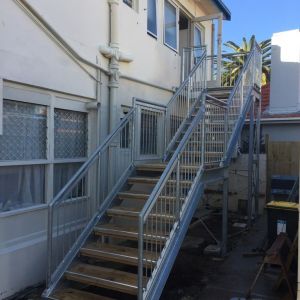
[123,0,133,8]
[164,0,178,51]
[147,0,157,37]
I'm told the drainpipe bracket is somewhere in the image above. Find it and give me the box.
[99,45,133,63]
[86,101,100,110]
[108,0,119,5]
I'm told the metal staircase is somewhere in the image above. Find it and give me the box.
[43,44,262,300]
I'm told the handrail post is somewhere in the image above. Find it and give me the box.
[201,93,206,165]
[46,204,53,289]
[138,215,144,300]
[131,109,136,162]
[224,105,228,155]
[175,156,181,223]
[187,76,191,118]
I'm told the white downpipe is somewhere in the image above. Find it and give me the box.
[103,0,133,132]
[107,0,120,133]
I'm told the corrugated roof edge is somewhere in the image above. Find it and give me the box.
[213,0,231,20]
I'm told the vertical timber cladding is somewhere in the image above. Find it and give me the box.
[266,140,300,197]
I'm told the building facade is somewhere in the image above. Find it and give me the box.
[0,0,230,298]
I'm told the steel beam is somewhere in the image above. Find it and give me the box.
[254,97,261,216]
[247,99,254,228]
[222,169,229,256]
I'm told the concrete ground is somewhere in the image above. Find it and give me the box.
[161,213,294,300]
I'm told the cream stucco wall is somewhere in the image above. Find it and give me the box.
[269,29,300,114]
[0,0,218,297]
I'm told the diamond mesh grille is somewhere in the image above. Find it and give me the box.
[54,109,87,159]
[0,100,47,160]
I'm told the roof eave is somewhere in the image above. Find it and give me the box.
[213,0,231,20]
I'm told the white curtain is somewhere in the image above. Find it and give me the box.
[0,165,45,211]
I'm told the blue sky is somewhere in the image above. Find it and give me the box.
[222,0,300,44]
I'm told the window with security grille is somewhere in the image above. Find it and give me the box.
[0,100,47,212]
[54,163,85,197]
[0,100,47,160]
[140,110,158,155]
[54,109,88,159]
[0,165,45,211]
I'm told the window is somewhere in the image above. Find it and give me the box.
[194,26,204,61]
[54,163,85,197]
[123,0,133,8]
[147,0,157,37]
[0,100,47,211]
[0,95,89,213]
[0,100,47,160]
[194,26,202,48]
[164,0,178,50]
[54,109,88,197]
[54,109,87,159]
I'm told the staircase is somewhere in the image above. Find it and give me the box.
[43,44,262,300]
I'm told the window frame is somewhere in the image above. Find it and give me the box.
[193,23,205,48]
[147,0,158,39]
[0,83,89,215]
[163,0,179,52]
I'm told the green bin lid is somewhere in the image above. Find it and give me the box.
[266,201,299,211]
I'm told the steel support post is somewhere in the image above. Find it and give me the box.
[247,99,255,228]
[254,97,261,216]
[222,169,229,256]
[217,15,223,86]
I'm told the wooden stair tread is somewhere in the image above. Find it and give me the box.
[65,263,139,295]
[128,177,192,185]
[118,191,185,201]
[94,223,167,241]
[136,163,167,172]
[107,206,176,221]
[52,288,114,300]
[81,242,156,266]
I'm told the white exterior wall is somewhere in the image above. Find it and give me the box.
[262,123,300,142]
[0,0,218,298]
[205,154,267,214]
[269,29,300,114]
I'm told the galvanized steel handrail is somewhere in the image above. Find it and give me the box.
[223,42,262,164]
[49,109,135,208]
[167,50,206,107]
[45,108,136,296]
[165,49,207,155]
[138,100,206,299]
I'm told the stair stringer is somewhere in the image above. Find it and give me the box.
[146,88,258,300]
[42,165,134,298]
[145,181,205,300]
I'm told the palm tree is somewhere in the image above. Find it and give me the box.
[222,35,271,86]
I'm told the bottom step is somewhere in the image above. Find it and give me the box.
[65,263,139,295]
[52,288,114,300]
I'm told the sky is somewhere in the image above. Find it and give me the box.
[222,0,300,45]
